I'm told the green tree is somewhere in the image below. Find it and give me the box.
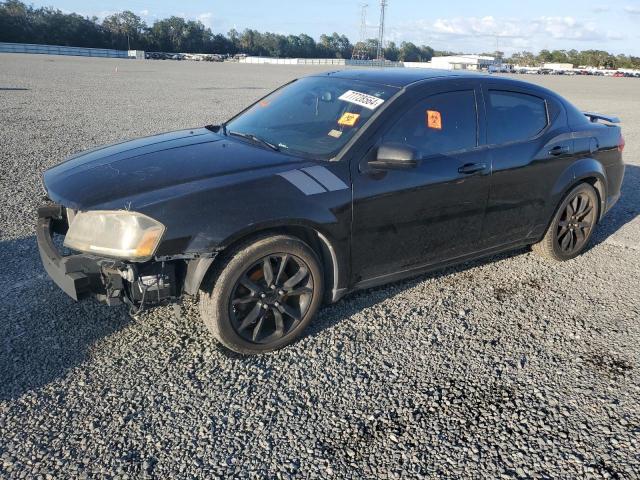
[102,11,146,49]
[0,0,32,43]
[538,49,553,63]
[399,41,421,61]
[418,45,434,61]
[384,41,399,61]
[4,1,640,68]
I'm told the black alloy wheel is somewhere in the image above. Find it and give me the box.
[199,234,323,354]
[229,254,314,344]
[555,191,597,255]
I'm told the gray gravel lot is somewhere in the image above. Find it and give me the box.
[1,54,639,478]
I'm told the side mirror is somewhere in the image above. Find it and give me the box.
[368,143,419,170]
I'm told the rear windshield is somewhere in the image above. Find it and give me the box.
[225,76,400,159]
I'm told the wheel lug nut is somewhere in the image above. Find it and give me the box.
[274,301,280,307]
[262,304,269,310]
[260,293,266,298]
[278,290,284,296]
[271,285,276,290]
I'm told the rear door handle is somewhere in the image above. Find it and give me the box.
[458,163,487,175]
[549,145,570,156]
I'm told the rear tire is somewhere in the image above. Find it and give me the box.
[532,183,599,262]
[199,234,324,354]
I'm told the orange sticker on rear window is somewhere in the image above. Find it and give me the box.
[427,110,442,130]
[259,100,270,107]
[338,112,360,127]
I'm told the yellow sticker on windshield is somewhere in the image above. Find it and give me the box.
[338,112,360,127]
[427,110,442,130]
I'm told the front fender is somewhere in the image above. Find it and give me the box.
[138,161,353,297]
[182,219,349,300]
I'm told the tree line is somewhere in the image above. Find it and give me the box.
[0,1,437,60]
[510,49,640,70]
[1,1,639,69]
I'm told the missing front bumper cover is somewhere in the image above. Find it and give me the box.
[36,207,176,308]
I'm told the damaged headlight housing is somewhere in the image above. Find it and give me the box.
[64,210,165,261]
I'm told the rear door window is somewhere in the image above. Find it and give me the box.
[382,90,478,158]
[487,90,548,145]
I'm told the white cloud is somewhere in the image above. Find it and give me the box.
[537,16,601,41]
[388,15,614,54]
[592,5,610,13]
[139,9,150,16]
[606,31,627,40]
[197,12,214,28]
[624,6,640,14]
[96,10,117,20]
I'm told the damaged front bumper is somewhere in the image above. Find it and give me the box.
[36,203,177,308]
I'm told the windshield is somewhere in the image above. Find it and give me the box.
[225,76,400,160]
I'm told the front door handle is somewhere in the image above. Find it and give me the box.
[458,163,487,175]
[549,145,570,156]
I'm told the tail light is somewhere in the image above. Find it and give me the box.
[618,134,625,153]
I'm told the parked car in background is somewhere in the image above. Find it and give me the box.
[37,70,626,354]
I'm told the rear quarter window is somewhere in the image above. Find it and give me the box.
[487,90,548,145]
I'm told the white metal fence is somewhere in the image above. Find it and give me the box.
[0,44,408,67]
[239,57,345,65]
[0,42,130,58]
[239,56,404,67]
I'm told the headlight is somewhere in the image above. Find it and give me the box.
[64,210,165,261]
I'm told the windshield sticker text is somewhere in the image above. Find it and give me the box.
[328,129,343,138]
[338,90,385,110]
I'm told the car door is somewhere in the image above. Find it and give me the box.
[479,82,574,247]
[350,82,491,284]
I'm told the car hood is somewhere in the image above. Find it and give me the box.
[43,128,301,210]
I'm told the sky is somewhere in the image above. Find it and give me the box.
[33,0,640,56]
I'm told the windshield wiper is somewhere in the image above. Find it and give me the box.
[228,130,280,151]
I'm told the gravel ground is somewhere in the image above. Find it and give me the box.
[1,54,639,479]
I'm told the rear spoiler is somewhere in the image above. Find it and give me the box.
[583,112,620,124]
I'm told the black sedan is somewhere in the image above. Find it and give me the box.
[37,69,625,354]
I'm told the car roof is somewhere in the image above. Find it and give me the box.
[314,68,487,87]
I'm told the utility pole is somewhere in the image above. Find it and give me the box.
[376,0,387,60]
[352,3,369,60]
[359,3,368,46]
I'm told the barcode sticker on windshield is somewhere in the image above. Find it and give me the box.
[338,90,385,110]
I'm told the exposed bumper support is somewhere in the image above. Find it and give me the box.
[36,205,176,308]
[36,214,102,301]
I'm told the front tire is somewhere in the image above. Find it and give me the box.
[532,183,599,261]
[199,235,324,354]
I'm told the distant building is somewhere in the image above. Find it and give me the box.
[128,50,145,60]
[543,62,574,71]
[405,55,497,71]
